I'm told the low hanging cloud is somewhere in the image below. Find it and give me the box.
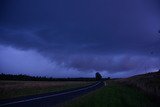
[0,45,96,77]
[0,45,159,78]
[65,54,160,73]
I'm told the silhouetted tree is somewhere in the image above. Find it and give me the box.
[95,72,102,80]
[107,77,111,80]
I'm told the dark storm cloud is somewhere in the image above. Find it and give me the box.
[0,0,160,77]
[66,54,160,73]
[1,0,159,53]
[0,28,44,49]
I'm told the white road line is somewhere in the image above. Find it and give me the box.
[0,82,101,107]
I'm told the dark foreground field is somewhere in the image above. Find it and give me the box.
[0,71,159,107]
[0,81,92,100]
[59,83,158,107]
[58,71,160,107]
[118,71,160,100]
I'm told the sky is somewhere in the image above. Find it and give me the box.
[0,0,160,78]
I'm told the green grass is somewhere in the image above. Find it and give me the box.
[0,81,92,100]
[61,84,158,107]
[118,71,160,99]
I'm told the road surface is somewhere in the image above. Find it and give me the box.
[0,81,104,107]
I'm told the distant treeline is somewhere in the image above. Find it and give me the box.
[0,73,108,81]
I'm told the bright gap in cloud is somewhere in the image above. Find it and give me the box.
[0,45,93,77]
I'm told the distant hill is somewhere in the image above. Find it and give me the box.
[118,71,160,101]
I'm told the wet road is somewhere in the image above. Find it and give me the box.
[0,81,104,107]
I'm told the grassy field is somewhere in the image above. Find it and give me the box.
[118,71,160,101]
[60,83,158,107]
[0,81,92,100]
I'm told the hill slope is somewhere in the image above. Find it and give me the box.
[118,71,160,101]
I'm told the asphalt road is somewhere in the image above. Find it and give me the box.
[0,81,104,107]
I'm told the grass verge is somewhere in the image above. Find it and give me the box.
[118,71,160,101]
[60,83,158,107]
